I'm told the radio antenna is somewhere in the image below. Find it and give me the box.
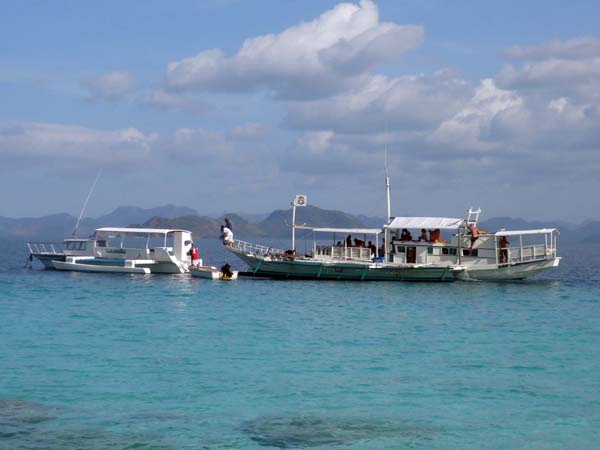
[73,168,102,237]
[384,125,391,224]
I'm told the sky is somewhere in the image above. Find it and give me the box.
[1,0,599,222]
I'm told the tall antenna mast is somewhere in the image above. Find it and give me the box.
[73,168,102,237]
[384,128,391,224]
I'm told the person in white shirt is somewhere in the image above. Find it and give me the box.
[221,225,234,246]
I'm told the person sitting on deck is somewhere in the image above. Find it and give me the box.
[429,228,441,243]
[354,238,365,248]
[220,262,233,278]
[418,229,428,241]
[368,241,377,255]
[400,228,412,241]
[336,241,343,247]
[467,223,480,251]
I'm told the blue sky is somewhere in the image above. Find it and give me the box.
[1,0,599,221]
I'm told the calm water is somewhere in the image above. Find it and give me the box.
[1,238,599,449]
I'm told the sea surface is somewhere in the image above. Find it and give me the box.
[1,237,599,449]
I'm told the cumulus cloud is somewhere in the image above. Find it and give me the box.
[0,122,156,170]
[81,70,134,100]
[497,36,600,102]
[286,70,470,133]
[503,36,600,60]
[165,0,423,99]
[138,90,210,115]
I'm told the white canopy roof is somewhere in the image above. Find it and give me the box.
[296,226,382,235]
[495,228,559,236]
[387,217,464,230]
[95,227,191,236]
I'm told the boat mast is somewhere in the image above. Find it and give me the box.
[385,148,391,224]
[291,194,307,253]
[73,168,102,238]
[291,199,297,252]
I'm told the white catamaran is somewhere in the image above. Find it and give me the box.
[28,228,195,274]
[226,194,560,282]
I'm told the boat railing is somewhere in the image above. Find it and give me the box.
[501,244,555,266]
[231,239,285,257]
[27,242,64,255]
[315,245,373,261]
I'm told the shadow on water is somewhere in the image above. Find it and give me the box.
[240,415,436,448]
[0,398,58,438]
[0,398,169,450]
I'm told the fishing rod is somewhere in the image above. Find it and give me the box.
[73,168,103,238]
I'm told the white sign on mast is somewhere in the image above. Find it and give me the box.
[291,195,307,252]
[293,195,307,207]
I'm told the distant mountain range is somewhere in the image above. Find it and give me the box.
[1,204,599,243]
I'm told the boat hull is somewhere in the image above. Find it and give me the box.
[190,267,239,280]
[230,250,455,281]
[52,260,150,274]
[31,253,65,269]
[457,257,560,281]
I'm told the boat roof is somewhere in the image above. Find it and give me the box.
[495,228,559,236]
[95,227,191,236]
[296,226,382,234]
[387,217,464,230]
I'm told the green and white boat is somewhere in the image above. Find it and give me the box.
[226,196,560,282]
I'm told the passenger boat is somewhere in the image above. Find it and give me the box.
[226,196,560,281]
[27,227,195,274]
[190,266,239,280]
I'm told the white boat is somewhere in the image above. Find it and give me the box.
[226,197,560,281]
[28,227,196,274]
[190,266,239,280]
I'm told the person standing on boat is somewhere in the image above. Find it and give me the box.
[221,225,234,246]
[188,243,199,267]
[499,236,509,264]
[467,223,480,252]
[346,234,352,247]
[224,217,233,232]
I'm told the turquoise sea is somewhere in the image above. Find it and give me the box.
[1,238,599,449]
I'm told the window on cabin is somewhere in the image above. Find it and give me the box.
[442,247,449,255]
[427,247,433,255]
[77,241,86,251]
[397,246,405,253]
[463,249,478,257]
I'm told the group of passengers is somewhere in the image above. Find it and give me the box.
[399,228,441,243]
[336,235,378,255]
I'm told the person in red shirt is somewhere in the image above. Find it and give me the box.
[189,243,199,267]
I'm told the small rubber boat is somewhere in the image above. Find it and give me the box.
[190,266,238,280]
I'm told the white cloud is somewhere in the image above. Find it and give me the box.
[138,90,210,115]
[503,36,600,60]
[165,0,423,99]
[230,122,267,140]
[0,122,156,169]
[430,78,522,151]
[497,36,600,103]
[81,70,134,100]
[286,70,470,133]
